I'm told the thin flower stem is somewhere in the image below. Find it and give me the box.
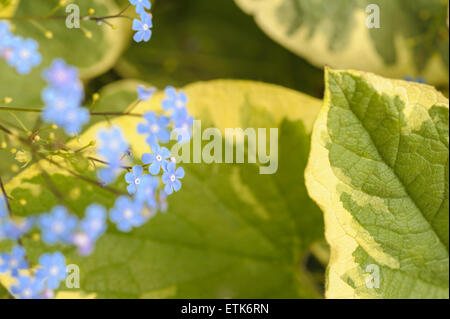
[87,156,132,170]
[0,175,31,265]
[34,151,127,196]
[0,5,134,22]
[0,106,143,117]
[0,121,127,197]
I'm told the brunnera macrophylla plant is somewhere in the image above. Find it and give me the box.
[0,0,193,299]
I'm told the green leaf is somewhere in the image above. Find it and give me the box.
[234,0,449,86]
[0,283,11,299]
[116,0,324,98]
[305,68,449,298]
[2,80,325,298]
[0,0,18,17]
[0,0,130,104]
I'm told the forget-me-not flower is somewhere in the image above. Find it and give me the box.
[97,126,130,184]
[81,204,107,241]
[110,196,145,232]
[0,217,34,241]
[129,0,151,14]
[125,165,144,195]
[162,162,185,195]
[11,275,44,299]
[42,59,79,90]
[36,252,67,290]
[137,111,170,146]
[132,12,152,43]
[60,105,90,135]
[162,86,188,116]
[135,175,159,208]
[0,245,29,277]
[0,196,7,219]
[137,85,156,102]
[8,38,42,74]
[142,144,170,175]
[38,206,78,245]
[173,112,194,143]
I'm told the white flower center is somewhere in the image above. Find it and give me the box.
[23,288,32,298]
[55,70,68,82]
[175,100,184,109]
[56,99,66,109]
[156,155,162,162]
[20,49,30,59]
[9,259,18,268]
[109,140,119,151]
[124,209,133,219]
[151,124,159,133]
[50,266,59,276]
[52,221,64,234]
[91,220,101,230]
[170,174,176,182]
[143,24,149,31]
[74,233,89,247]
[135,178,141,185]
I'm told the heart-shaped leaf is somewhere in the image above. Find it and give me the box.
[306,68,449,298]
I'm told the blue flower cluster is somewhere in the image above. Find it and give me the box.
[41,59,90,135]
[0,2,194,298]
[0,21,42,74]
[130,0,153,43]
[94,85,192,232]
[0,200,109,298]
[0,245,67,299]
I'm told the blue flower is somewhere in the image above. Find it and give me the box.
[404,76,426,84]
[0,245,29,277]
[97,166,123,185]
[97,126,130,184]
[132,12,152,42]
[0,196,7,219]
[162,162,185,195]
[0,217,34,240]
[162,86,188,116]
[36,252,66,290]
[97,126,129,161]
[41,88,81,125]
[158,190,168,212]
[8,37,42,74]
[0,21,12,52]
[109,196,145,232]
[142,144,171,175]
[60,105,90,135]
[42,59,79,90]
[71,232,95,256]
[38,206,78,245]
[129,0,151,14]
[173,112,193,143]
[137,112,170,146]
[135,175,159,208]
[81,204,107,240]
[0,33,19,63]
[41,60,87,135]
[11,275,44,299]
[125,165,144,194]
[137,85,156,102]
